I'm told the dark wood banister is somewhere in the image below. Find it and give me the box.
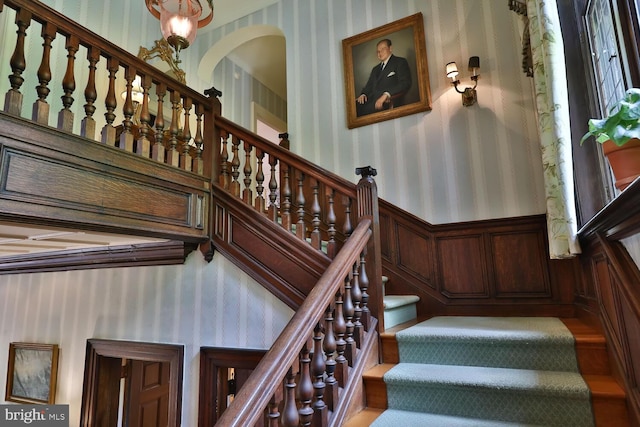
[1,0,220,179]
[215,218,372,426]
[214,115,358,198]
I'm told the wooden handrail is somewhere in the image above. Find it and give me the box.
[215,218,372,426]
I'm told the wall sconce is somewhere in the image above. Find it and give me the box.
[445,56,480,106]
[145,0,214,64]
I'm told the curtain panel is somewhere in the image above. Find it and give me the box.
[512,0,581,258]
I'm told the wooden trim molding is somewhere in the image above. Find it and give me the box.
[0,240,192,274]
[80,339,184,427]
[198,348,266,427]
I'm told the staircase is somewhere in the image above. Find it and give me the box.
[346,316,629,427]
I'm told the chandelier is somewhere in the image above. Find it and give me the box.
[145,0,214,62]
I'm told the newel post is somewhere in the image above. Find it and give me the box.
[355,166,384,332]
[199,86,222,263]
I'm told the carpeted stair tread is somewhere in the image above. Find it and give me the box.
[384,363,590,398]
[395,316,580,371]
[374,316,597,427]
[371,409,545,427]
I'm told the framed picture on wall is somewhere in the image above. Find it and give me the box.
[342,12,432,129]
[5,342,59,404]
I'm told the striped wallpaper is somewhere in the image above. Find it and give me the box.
[0,253,293,425]
[196,0,546,225]
[1,1,549,425]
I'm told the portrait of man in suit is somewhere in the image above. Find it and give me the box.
[355,38,412,117]
[343,13,431,128]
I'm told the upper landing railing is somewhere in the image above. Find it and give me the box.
[0,0,220,178]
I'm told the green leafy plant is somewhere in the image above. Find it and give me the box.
[580,88,640,146]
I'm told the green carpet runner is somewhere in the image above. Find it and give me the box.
[372,317,595,427]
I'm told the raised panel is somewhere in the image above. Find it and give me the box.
[593,256,623,350]
[621,297,640,388]
[491,231,551,297]
[396,223,434,285]
[436,235,489,298]
[379,211,392,261]
[2,149,192,226]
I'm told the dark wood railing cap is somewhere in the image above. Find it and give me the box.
[356,166,377,178]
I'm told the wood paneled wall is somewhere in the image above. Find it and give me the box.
[576,181,640,426]
[379,199,578,317]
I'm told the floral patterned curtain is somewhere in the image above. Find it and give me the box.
[511,0,581,258]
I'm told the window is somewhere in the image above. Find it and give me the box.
[585,0,628,114]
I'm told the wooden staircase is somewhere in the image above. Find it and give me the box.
[345,317,629,427]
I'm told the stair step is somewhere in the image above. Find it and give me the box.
[394,316,581,372]
[369,409,546,427]
[383,295,419,329]
[584,375,630,427]
[561,318,610,376]
[368,318,630,426]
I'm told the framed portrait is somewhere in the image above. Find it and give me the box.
[5,342,59,404]
[342,13,432,129]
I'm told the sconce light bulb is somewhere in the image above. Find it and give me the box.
[445,62,459,80]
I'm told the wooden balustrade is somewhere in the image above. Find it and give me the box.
[213,115,360,258]
[215,219,376,427]
[0,0,219,178]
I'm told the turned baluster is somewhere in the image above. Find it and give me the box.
[80,46,99,138]
[119,68,136,152]
[267,154,279,221]
[193,104,204,175]
[230,135,241,197]
[323,304,338,411]
[255,149,266,212]
[33,22,56,125]
[180,97,193,171]
[101,57,119,145]
[359,249,371,330]
[136,75,152,158]
[310,178,321,250]
[298,344,314,426]
[281,368,299,427]
[57,35,79,132]
[326,189,337,258]
[4,9,31,116]
[152,83,166,162]
[296,171,306,240]
[352,262,364,347]
[312,322,328,426]
[267,394,280,427]
[167,90,181,167]
[334,289,348,386]
[242,142,253,204]
[344,275,356,366]
[343,196,353,238]
[281,164,292,231]
[219,131,230,189]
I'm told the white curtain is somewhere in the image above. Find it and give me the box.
[513,0,581,259]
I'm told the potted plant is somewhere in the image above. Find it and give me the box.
[581,88,640,190]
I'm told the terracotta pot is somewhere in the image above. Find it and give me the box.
[603,138,640,190]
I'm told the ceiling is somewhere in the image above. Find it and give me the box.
[0,222,165,257]
[0,0,284,262]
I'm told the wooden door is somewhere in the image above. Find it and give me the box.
[125,360,171,427]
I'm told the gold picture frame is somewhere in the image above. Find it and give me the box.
[5,342,59,404]
[342,12,432,129]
